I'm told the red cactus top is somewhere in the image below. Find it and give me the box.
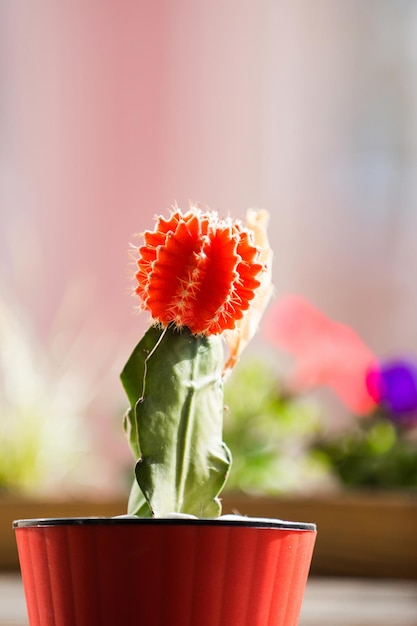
[135,207,264,336]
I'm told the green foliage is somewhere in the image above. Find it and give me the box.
[314,415,417,489]
[223,358,417,493]
[120,325,231,517]
[0,423,44,492]
[0,299,91,495]
[223,359,329,494]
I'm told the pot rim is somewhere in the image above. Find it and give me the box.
[13,516,316,531]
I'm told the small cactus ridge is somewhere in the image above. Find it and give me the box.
[121,206,269,518]
[134,207,264,336]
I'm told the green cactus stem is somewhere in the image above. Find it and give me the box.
[120,324,232,517]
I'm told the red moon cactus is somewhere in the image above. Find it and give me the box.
[135,207,264,336]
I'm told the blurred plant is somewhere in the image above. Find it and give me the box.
[260,295,417,491]
[316,357,417,489]
[223,358,333,495]
[0,291,122,496]
[313,413,417,489]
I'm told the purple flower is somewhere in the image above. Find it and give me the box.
[366,359,417,422]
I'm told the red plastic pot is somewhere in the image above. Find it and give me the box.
[14,516,316,626]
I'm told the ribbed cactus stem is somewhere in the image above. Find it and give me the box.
[121,325,232,517]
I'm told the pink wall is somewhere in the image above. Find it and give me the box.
[2,1,417,423]
[2,2,166,342]
[1,2,272,348]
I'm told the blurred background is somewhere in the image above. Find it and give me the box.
[1,0,417,499]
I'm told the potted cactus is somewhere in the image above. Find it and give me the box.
[14,206,316,626]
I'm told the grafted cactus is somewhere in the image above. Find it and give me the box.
[120,206,271,517]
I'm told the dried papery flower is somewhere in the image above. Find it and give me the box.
[224,208,273,375]
[135,207,264,336]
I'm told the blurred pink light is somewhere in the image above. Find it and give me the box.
[264,295,378,414]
